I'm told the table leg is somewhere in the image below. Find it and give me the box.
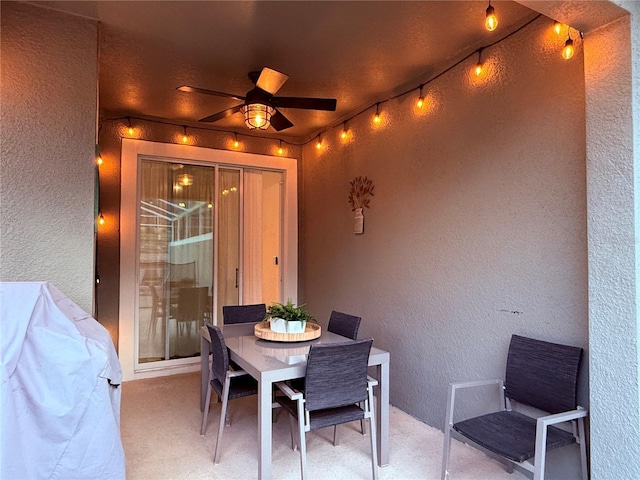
[258,377,272,480]
[200,335,210,412]
[376,361,390,466]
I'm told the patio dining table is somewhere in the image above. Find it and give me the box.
[200,324,390,480]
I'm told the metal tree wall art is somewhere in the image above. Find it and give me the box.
[348,176,375,234]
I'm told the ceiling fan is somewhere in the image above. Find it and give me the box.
[177,67,337,132]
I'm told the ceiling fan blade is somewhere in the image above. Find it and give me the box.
[270,109,294,131]
[269,96,337,111]
[256,67,289,96]
[177,85,245,102]
[199,104,244,123]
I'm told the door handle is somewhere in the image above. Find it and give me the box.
[235,268,239,289]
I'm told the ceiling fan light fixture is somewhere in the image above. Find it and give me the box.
[243,103,275,130]
[178,173,193,186]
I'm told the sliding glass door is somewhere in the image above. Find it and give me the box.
[136,160,283,365]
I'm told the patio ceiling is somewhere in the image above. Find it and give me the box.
[32,1,538,139]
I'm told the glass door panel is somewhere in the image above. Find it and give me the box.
[216,168,240,322]
[243,169,282,306]
[138,160,214,363]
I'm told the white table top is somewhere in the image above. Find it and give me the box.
[224,331,389,383]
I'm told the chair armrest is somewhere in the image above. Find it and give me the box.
[449,379,503,391]
[275,381,303,400]
[367,375,379,388]
[227,369,249,378]
[536,406,588,427]
[445,379,505,429]
[533,406,588,477]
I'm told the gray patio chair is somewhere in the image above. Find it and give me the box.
[222,303,266,324]
[327,310,365,437]
[200,324,258,464]
[327,310,361,340]
[441,334,588,480]
[275,338,378,480]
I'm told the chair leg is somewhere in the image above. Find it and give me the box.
[533,419,548,480]
[288,415,297,451]
[225,408,231,427]
[213,377,231,464]
[297,401,307,479]
[578,418,588,480]
[441,385,455,480]
[200,380,213,436]
[333,425,339,446]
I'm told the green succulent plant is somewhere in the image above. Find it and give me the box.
[265,300,314,323]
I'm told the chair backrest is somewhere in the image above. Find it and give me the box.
[206,324,230,383]
[176,286,209,321]
[505,334,583,414]
[327,311,361,340]
[304,338,373,411]
[222,303,267,324]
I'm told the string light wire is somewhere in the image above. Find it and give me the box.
[101,14,568,150]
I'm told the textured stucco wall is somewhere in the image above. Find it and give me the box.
[0,3,97,313]
[584,6,640,478]
[301,15,588,478]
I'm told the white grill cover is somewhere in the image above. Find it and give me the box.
[1,282,125,479]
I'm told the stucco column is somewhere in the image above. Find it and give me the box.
[584,4,640,477]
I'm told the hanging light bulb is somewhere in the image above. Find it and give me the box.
[340,122,348,140]
[315,135,322,150]
[416,86,425,109]
[562,35,575,60]
[181,126,188,144]
[98,211,105,226]
[95,145,103,166]
[126,118,134,136]
[233,133,240,149]
[554,21,563,35]
[485,1,498,31]
[278,140,284,155]
[474,49,484,76]
[373,103,381,125]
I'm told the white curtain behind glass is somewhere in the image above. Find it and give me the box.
[243,170,263,304]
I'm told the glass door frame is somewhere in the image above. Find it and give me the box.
[119,139,298,381]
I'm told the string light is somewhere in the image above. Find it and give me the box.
[373,103,381,125]
[104,14,546,154]
[98,211,105,226]
[485,1,498,31]
[553,21,563,35]
[95,145,103,166]
[474,49,484,76]
[340,122,348,140]
[278,140,284,155]
[562,33,574,60]
[416,86,425,109]
[181,126,188,144]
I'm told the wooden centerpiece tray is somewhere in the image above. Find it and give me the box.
[254,320,321,342]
